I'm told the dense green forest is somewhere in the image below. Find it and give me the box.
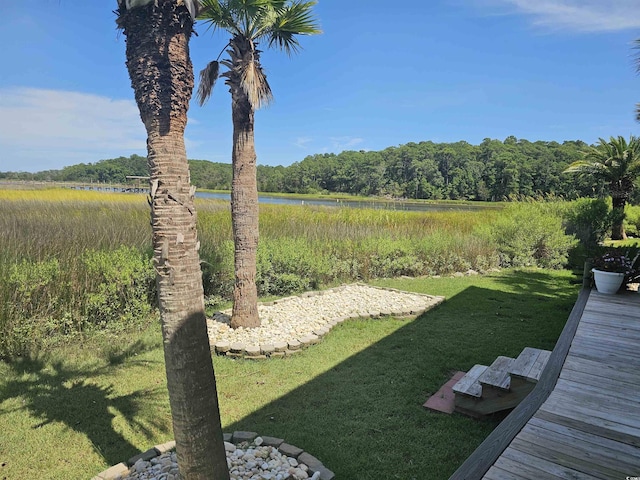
[0,137,617,201]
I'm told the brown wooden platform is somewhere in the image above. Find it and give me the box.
[451,289,640,479]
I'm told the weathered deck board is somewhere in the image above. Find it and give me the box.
[562,355,639,385]
[509,347,551,382]
[478,356,514,391]
[450,289,640,479]
[452,364,488,398]
[526,416,640,463]
[526,349,550,382]
[490,447,600,479]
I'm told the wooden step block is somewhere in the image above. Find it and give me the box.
[509,347,552,382]
[452,364,488,398]
[478,356,515,391]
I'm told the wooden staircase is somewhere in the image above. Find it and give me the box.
[452,347,551,417]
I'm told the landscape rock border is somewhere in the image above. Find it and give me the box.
[209,283,445,359]
[91,431,335,480]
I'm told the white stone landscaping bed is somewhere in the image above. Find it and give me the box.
[208,283,445,359]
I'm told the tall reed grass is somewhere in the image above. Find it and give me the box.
[1,189,579,359]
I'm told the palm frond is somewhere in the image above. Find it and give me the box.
[266,1,321,55]
[198,0,241,36]
[563,160,605,175]
[566,135,640,189]
[196,60,220,106]
[198,0,320,108]
[240,58,273,109]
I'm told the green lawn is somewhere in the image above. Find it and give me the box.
[603,238,640,247]
[0,269,579,479]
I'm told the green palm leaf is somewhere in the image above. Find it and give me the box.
[197,0,320,109]
[564,135,640,186]
[267,1,321,54]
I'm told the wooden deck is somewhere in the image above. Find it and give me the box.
[451,289,640,479]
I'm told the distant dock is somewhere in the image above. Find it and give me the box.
[0,178,150,194]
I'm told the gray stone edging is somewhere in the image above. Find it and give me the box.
[211,283,445,360]
[92,431,335,480]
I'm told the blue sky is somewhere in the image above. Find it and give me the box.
[1,0,640,172]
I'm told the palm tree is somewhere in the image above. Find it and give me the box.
[115,1,229,479]
[635,39,640,122]
[197,0,321,329]
[564,136,640,240]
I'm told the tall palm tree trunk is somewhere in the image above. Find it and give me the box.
[118,2,229,479]
[611,195,627,240]
[229,44,260,329]
[610,177,632,240]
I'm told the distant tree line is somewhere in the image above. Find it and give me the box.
[0,155,235,191]
[0,155,150,184]
[0,136,623,201]
[260,137,605,201]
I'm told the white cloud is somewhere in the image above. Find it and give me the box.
[472,0,640,32]
[329,136,364,151]
[293,136,313,148]
[0,87,147,172]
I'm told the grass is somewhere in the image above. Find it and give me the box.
[1,190,506,358]
[0,269,580,479]
[603,238,640,247]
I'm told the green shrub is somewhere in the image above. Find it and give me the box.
[82,246,155,329]
[488,203,577,269]
[563,198,610,251]
[359,238,423,278]
[0,247,157,359]
[0,258,64,358]
[201,239,235,299]
[626,205,640,237]
[7,258,61,320]
[256,238,331,296]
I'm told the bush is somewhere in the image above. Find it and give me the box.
[0,247,155,359]
[82,246,155,329]
[563,198,610,250]
[7,258,61,321]
[256,238,331,296]
[201,240,235,299]
[0,258,64,358]
[360,238,424,278]
[488,203,577,269]
[626,205,640,237]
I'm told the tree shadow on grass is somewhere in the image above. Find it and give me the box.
[491,269,581,298]
[0,340,168,466]
[221,272,579,479]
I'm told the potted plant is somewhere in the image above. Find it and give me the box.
[591,250,635,294]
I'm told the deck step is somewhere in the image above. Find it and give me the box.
[478,356,515,391]
[452,364,488,398]
[509,347,552,382]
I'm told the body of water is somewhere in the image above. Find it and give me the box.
[196,192,494,212]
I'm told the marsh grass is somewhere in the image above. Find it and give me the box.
[0,189,508,358]
[1,189,579,359]
[0,269,579,479]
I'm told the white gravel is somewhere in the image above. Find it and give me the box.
[117,438,319,480]
[207,283,443,351]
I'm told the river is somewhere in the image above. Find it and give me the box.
[196,192,495,212]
